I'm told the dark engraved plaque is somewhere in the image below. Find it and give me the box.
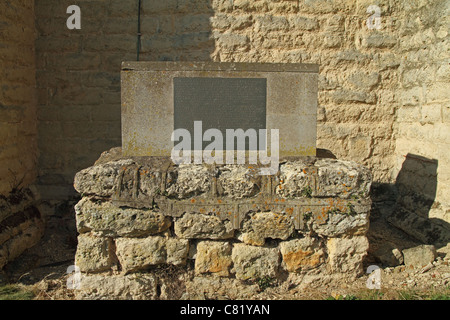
[174,77,267,150]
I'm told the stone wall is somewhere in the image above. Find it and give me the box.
[34,0,215,200]
[0,1,44,270]
[33,1,450,242]
[210,0,401,184]
[35,0,398,199]
[0,0,38,195]
[72,148,372,299]
[391,1,450,244]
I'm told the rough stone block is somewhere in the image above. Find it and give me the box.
[73,159,134,197]
[218,165,260,199]
[75,198,171,237]
[348,72,380,89]
[361,34,397,48]
[115,236,166,272]
[75,234,114,273]
[166,238,190,266]
[315,159,372,199]
[327,236,369,274]
[174,213,235,239]
[166,164,211,199]
[76,273,158,300]
[115,236,189,273]
[288,16,319,31]
[232,243,280,280]
[277,158,372,199]
[403,245,437,268]
[254,15,289,32]
[195,241,233,276]
[280,237,325,272]
[312,211,370,237]
[240,212,295,246]
[276,159,316,198]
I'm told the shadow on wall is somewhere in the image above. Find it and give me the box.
[388,154,450,248]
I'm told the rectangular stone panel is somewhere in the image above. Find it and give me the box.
[174,77,266,150]
[121,61,319,157]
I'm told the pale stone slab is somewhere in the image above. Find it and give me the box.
[402,245,437,268]
[121,62,318,157]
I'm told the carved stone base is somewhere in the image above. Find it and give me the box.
[72,147,372,299]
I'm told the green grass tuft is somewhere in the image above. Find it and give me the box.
[0,285,34,300]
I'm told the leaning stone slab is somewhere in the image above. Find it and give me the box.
[115,236,189,273]
[174,212,234,239]
[232,243,280,280]
[0,188,35,223]
[76,273,158,300]
[403,245,437,268]
[74,198,171,237]
[0,195,44,270]
[240,211,295,246]
[0,219,44,269]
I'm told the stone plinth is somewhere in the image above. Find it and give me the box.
[72,147,372,299]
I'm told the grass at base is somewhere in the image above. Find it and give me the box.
[0,284,35,300]
[326,286,450,300]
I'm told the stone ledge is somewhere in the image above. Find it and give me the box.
[74,148,372,202]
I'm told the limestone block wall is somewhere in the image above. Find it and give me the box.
[209,0,401,184]
[0,0,38,195]
[72,148,372,299]
[0,1,43,269]
[33,0,450,243]
[391,1,450,243]
[34,0,398,199]
[34,0,215,200]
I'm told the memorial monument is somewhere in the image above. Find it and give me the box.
[72,62,373,299]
